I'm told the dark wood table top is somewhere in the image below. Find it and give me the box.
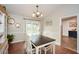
[31,36,55,46]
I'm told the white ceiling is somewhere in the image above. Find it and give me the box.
[4,4,61,17]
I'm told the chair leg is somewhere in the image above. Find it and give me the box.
[44,48,47,54]
[53,44,55,54]
[39,48,41,54]
[50,46,53,53]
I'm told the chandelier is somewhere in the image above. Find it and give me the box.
[32,5,43,18]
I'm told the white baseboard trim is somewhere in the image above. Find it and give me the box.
[55,42,78,53]
[64,47,77,53]
[11,40,25,44]
[77,50,79,53]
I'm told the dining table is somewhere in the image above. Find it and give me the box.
[31,36,56,54]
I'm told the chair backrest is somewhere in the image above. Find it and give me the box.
[25,36,32,54]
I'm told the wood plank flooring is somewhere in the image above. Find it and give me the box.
[8,38,77,54]
[8,41,25,54]
[61,36,77,52]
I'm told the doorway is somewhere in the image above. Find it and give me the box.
[61,16,77,52]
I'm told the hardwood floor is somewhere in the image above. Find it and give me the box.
[61,36,77,52]
[8,41,25,54]
[55,45,77,54]
[8,39,77,54]
[40,45,77,54]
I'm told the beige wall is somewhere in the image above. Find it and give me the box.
[7,14,42,42]
[7,14,27,42]
[42,16,61,45]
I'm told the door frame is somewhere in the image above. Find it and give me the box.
[61,16,77,52]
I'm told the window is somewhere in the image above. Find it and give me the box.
[26,20,40,36]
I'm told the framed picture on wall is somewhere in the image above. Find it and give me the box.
[69,22,77,27]
[45,20,53,26]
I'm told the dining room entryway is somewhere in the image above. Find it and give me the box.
[61,16,77,52]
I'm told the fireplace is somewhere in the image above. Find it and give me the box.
[69,31,77,38]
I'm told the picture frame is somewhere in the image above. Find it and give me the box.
[69,22,77,27]
[46,20,53,26]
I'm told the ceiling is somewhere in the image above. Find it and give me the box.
[4,4,61,17]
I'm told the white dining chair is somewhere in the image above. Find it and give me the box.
[31,43,41,54]
[41,44,53,54]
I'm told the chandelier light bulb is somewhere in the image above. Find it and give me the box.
[37,12,40,15]
[41,14,43,17]
[32,5,43,18]
[32,13,35,17]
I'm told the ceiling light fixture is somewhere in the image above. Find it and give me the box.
[32,5,43,18]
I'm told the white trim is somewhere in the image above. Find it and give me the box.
[64,47,77,53]
[11,40,25,43]
[77,50,79,54]
[77,14,79,53]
